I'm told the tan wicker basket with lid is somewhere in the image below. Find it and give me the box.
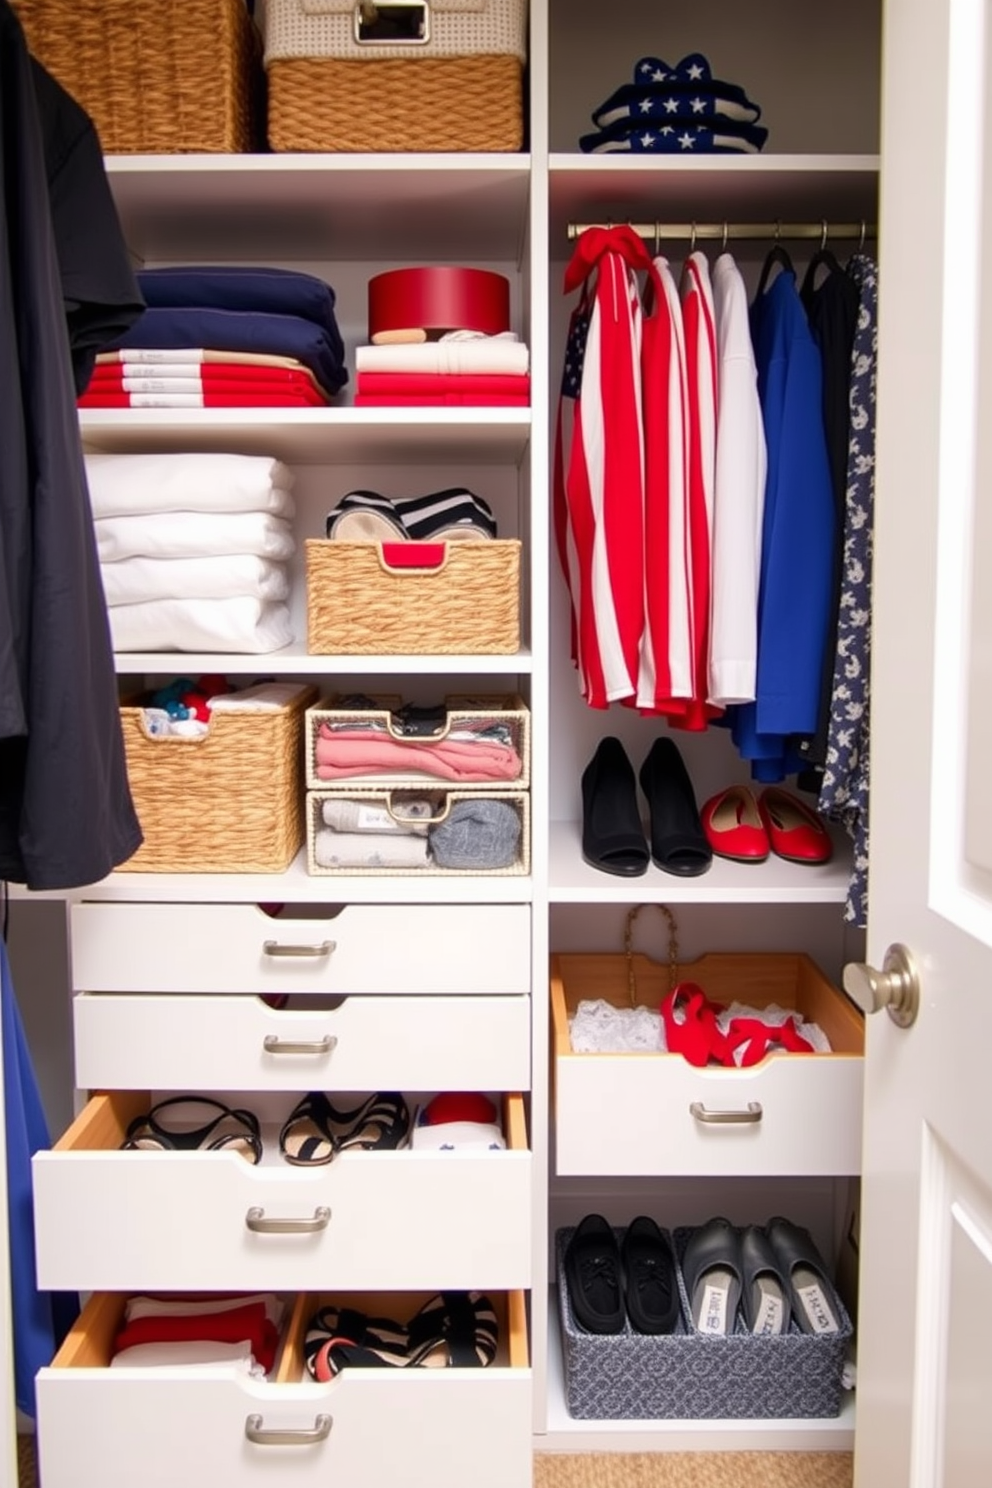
[263,0,526,151]
[14,0,262,153]
[307,787,530,875]
[118,686,317,874]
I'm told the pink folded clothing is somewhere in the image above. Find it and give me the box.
[354,393,530,406]
[314,726,522,783]
[355,372,530,397]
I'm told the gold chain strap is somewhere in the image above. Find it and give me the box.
[624,904,680,1007]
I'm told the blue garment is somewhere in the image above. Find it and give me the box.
[580,118,767,155]
[136,266,344,364]
[2,936,78,1415]
[728,268,836,780]
[818,254,878,927]
[107,305,348,394]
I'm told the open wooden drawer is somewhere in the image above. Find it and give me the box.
[551,952,865,1177]
[36,1289,531,1488]
[33,1092,532,1293]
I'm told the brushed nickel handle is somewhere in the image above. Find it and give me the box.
[843,942,920,1028]
[262,939,335,959]
[690,1101,763,1125]
[245,1206,331,1234]
[245,1413,332,1446]
[263,1034,337,1055]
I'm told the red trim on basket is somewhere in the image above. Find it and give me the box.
[381,542,446,570]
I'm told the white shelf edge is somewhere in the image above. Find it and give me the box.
[540,1290,856,1452]
[112,649,533,675]
[549,152,881,173]
[105,152,532,176]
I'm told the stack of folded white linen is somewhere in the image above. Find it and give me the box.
[86,452,297,653]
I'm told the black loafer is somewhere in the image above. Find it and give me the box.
[740,1225,790,1335]
[638,737,712,877]
[563,1214,625,1334]
[621,1215,681,1334]
[766,1217,843,1336]
[680,1216,743,1334]
[580,736,649,877]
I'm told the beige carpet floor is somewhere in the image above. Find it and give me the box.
[19,1437,852,1488]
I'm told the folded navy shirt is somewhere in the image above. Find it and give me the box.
[136,266,345,367]
[107,305,348,394]
[580,117,768,155]
[590,53,763,134]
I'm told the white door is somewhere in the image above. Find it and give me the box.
[854,0,992,1482]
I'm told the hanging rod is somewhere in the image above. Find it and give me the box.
[566,220,877,243]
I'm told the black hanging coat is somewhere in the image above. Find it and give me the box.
[0,1,145,888]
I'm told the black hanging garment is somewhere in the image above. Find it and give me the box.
[0,2,145,889]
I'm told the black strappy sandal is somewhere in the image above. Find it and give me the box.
[318,1292,499,1376]
[279,1091,411,1166]
[304,1304,410,1381]
[121,1097,263,1165]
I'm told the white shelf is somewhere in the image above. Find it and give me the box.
[112,646,533,676]
[540,1290,857,1452]
[58,848,533,904]
[79,408,532,464]
[549,153,880,247]
[548,821,852,903]
[105,153,531,263]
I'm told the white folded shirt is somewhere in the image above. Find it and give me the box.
[85,452,294,518]
[123,1293,284,1329]
[208,683,311,712]
[355,341,530,376]
[108,597,294,654]
[95,512,295,562]
[100,554,290,605]
[111,1340,266,1376]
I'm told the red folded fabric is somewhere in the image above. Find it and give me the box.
[91,363,324,394]
[356,372,530,396]
[314,726,522,782]
[78,389,326,408]
[354,394,530,407]
[113,1302,279,1373]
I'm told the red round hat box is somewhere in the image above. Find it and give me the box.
[368,266,511,340]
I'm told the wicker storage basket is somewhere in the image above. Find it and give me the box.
[305,540,521,654]
[13,0,262,153]
[305,691,530,789]
[264,0,526,151]
[118,686,317,874]
[307,787,530,875]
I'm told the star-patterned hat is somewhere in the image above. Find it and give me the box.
[580,53,766,155]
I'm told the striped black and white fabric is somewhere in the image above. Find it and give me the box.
[395,488,497,541]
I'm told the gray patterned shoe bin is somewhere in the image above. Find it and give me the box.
[556,1224,853,1420]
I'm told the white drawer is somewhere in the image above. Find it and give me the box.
[551,953,866,1178]
[74,992,532,1092]
[37,1290,531,1488]
[69,902,531,995]
[34,1093,532,1293]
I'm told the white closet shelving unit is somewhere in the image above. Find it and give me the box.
[1,0,887,1476]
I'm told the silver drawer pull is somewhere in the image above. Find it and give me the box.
[262,939,335,959]
[245,1206,331,1234]
[689,1101,763,1125]
[354,1,429,45]
[263,1034,337,1056]
[245,1413,332,1447]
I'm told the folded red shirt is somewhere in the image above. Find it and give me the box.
[355,372,530,397]
[354,393,529,407]
[112,1302,279,1373]
[79,389,326,409]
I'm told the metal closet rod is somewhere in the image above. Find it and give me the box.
[566,220,877,242]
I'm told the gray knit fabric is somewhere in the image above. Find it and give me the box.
[429,798,521,869]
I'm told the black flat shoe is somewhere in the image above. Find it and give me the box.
[621,1216,681,1334]
[581,736,649,877]
[766,1217,844,1336]
[563,1214,625,1334]
[740,1225,791,1335]
[681,1216,743,1334]
[638,737,712,877]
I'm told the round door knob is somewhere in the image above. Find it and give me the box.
[842,942,920,1028]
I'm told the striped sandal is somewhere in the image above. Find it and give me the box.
[279,1091,411,1166]
[304,1305,410,1382]
[121,1097,262,1165]
[319,1292,499,1377]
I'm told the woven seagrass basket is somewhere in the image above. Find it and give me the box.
[13,0,262,153]
[305,539,521,654]
[266,53,523,151]
[118,687,317,874]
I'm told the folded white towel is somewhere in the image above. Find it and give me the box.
[95,512,295,562]
[321,798,430,836]
[110,1340,265,1375]
[100,554,290,605]
[124,1294,284,1329]
[208,683,311,712]
[85,452,294,518]
[355,341,530,376]
[313,828,430,869]
[108,597,294,654]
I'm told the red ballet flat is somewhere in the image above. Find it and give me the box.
[701,786,770,863]
[757,788,833,864]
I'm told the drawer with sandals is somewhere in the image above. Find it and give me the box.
[36,1288,531,1488]
[71,989,532,1094]
[32,1090,532,1293]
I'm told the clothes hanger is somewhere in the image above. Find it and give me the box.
[755,221,795,296]
[801,220,844,296]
